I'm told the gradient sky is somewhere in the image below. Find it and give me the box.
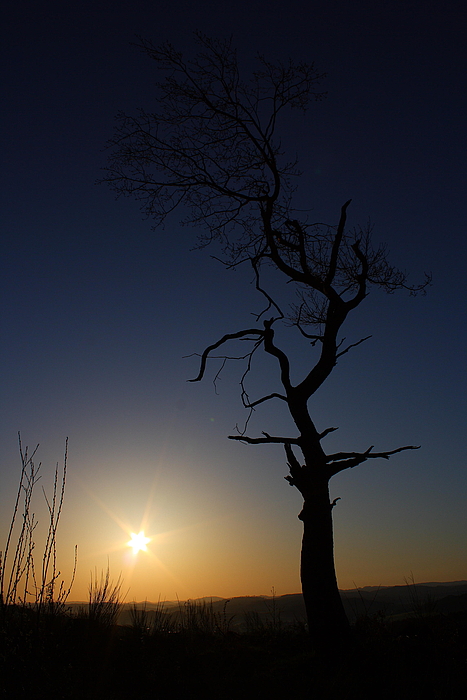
[1,0,466,602]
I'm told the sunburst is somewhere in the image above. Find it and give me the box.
[127,531,151,554]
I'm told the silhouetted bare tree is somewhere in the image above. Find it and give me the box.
[104,34,430,647]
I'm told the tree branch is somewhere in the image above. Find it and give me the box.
[336,335,372,358]
[251,256,284,321]
[324,199,351,289]
[262,317,292,393]
[345,239,369,310]
[327,444,420,476]
[188,328,264,382]
[319,426,339,439]
[228,432,300,445]
[243,392,288,408]
[283,441,305,488]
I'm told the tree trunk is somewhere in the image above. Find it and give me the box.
[299,479,350,648]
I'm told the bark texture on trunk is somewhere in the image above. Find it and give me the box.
[299,480,350,647]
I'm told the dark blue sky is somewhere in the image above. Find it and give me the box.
[1,0,466,599]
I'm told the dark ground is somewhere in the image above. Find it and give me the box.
[1,605,466,699]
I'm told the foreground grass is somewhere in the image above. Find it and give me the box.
[1,602,466,699]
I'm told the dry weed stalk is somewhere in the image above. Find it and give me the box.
[0,434,76,611]
[86,566,123,627]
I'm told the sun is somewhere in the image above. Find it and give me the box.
[127,531,151,554]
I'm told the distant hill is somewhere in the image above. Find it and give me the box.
[340,581,467,621]
[67,581,467,627]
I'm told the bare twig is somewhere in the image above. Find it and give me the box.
[336,335,372,358]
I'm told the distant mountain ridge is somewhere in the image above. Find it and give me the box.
[339,581,467,621]
[68,581,467,626]
[352,580,467,592]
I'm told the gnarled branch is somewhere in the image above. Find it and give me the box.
[188,328,264,382]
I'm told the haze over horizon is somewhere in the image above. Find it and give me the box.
[1,0,466,602]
